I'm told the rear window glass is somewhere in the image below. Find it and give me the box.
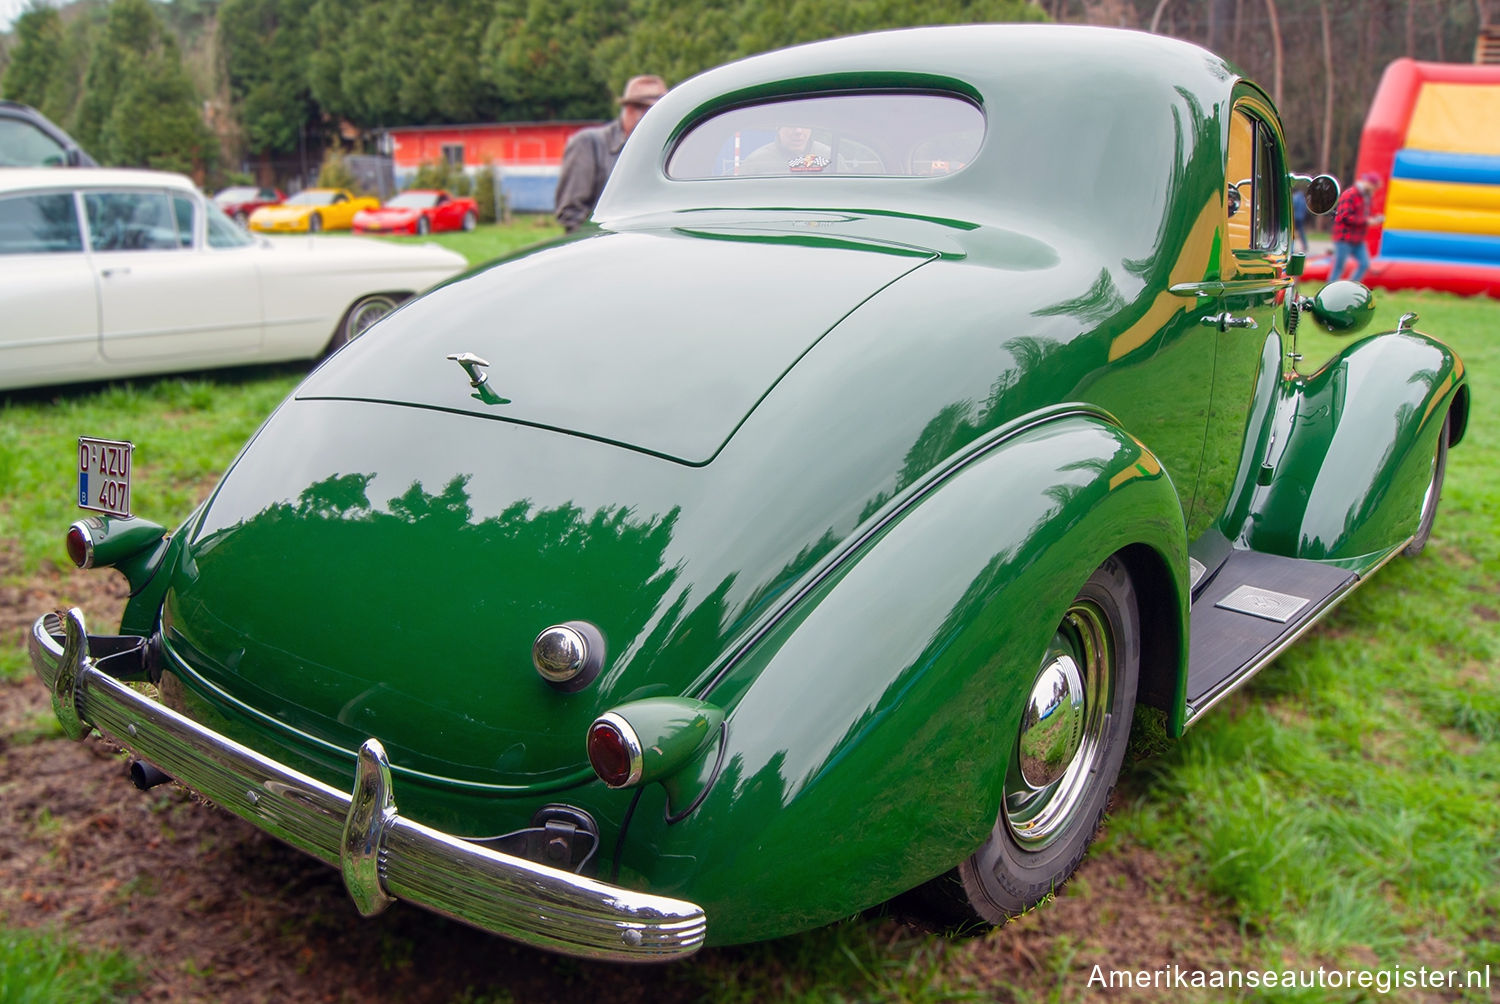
[0,192,82,254]
[667,93,984,180]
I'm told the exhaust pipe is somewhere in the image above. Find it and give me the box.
[129,759,172,790]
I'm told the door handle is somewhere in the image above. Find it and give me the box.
[1199,312,1258,330]
[100,267,131,278]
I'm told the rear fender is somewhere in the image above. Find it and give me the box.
[1228,330,1467,562]
[620,411,1187,945]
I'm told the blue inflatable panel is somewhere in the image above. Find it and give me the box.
[500,173,559,214]
[1392,149,1500,186]
[1381,228,1500,263]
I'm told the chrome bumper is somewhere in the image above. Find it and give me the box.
[30,609,706,962]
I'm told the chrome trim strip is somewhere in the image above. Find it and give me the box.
[1183,544,1410,727]
[30,610,706,962]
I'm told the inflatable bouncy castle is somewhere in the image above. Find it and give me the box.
[1305,59,1500,296]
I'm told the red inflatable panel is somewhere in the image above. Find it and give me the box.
[1301,253,1500,296]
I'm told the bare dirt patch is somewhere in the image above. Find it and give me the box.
[2,551,1262,1002]
[0,693,1260,1004]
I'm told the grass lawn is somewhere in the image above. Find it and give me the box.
[368,213,564,264]
[0,242,1494,1000]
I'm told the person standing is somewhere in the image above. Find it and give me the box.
[553,75,668,233]
[1328,172,1384,281]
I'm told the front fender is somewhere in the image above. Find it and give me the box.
[619,410,1187,946]
[1230,330,1467,563]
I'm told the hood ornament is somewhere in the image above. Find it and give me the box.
[446,352,490,387]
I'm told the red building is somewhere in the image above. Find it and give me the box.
[377,121,601,212]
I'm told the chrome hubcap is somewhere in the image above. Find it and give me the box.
[349,299,395,340]
[1003,600,1113,851]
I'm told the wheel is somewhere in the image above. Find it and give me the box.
[308,212,323,233]
[417,216,430,236]
[326,294,400,353]
[1403,413,1449,557]
[234,210,248,226]
[913,557,1139,928]
[461,210,477,232]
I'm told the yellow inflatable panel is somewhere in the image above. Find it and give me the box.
[1406,83,1500,155]
[1388,177,1500,211]
[1384,203,1500,236]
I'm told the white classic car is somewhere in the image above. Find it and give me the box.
[0,168,468,391]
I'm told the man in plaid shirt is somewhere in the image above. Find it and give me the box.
[1329,173,1384,281]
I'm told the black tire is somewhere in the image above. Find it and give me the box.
[1403,413,1449,557]
[326,293,401,353]
[308,212,323,233]
[417,216,430,236]
[461,210,477,232]
[913,556,1139,929]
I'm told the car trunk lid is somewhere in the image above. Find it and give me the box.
[295,226,933,464]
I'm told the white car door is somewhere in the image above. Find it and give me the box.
[0,189,100,387]
[86,188,263,363]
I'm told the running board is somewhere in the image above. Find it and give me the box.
[1182,548,1396,726]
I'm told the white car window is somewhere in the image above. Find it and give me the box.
[85,190,186,252]
[0,192,84,254]
[206,200,254,248]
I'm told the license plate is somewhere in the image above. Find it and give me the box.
[77,437,133,517]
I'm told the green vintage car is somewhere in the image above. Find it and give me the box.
[31,25,1468,961]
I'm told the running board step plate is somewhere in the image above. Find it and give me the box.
[1185,550,1356,723]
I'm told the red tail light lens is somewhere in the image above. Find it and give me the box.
[587,715,642,788]
[65,524,92,568]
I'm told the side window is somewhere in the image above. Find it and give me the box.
[1253,123,1283,249]
[171,195,195,247]
[0,192,84,254]
[206,201,253,248]
[84,190,182,252]
[1226,110,1255,251]
[0,117,69,167]
[1226,106,1285,254]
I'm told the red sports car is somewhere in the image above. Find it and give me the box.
[214,185,285,226]
[352,189,479,235]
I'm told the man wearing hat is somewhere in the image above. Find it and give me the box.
[1329,172,1384,282]
[554,75,668,232]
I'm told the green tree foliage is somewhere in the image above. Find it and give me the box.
[602,0,1046,91]
[1,5,94,127]
[316,146,358,190]
[411,158,473,195]
[218,0,319,158]
[67,0,214,173]
[306,0,501,128]
[473,160,499,223]
[482,0,631,121]
[1,7,66,112]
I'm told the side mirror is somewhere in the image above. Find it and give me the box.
[1303,175,1340,215]
[1299,280,1375,334]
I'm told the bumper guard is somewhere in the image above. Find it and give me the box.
[29,608,706,962]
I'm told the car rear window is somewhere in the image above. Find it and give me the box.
[0,192,83,254]
[666,92,984,180]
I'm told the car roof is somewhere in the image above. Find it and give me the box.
[0,167,199,195]
[598,24,1244,233]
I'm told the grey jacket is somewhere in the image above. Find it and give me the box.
[554,119,627,232]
